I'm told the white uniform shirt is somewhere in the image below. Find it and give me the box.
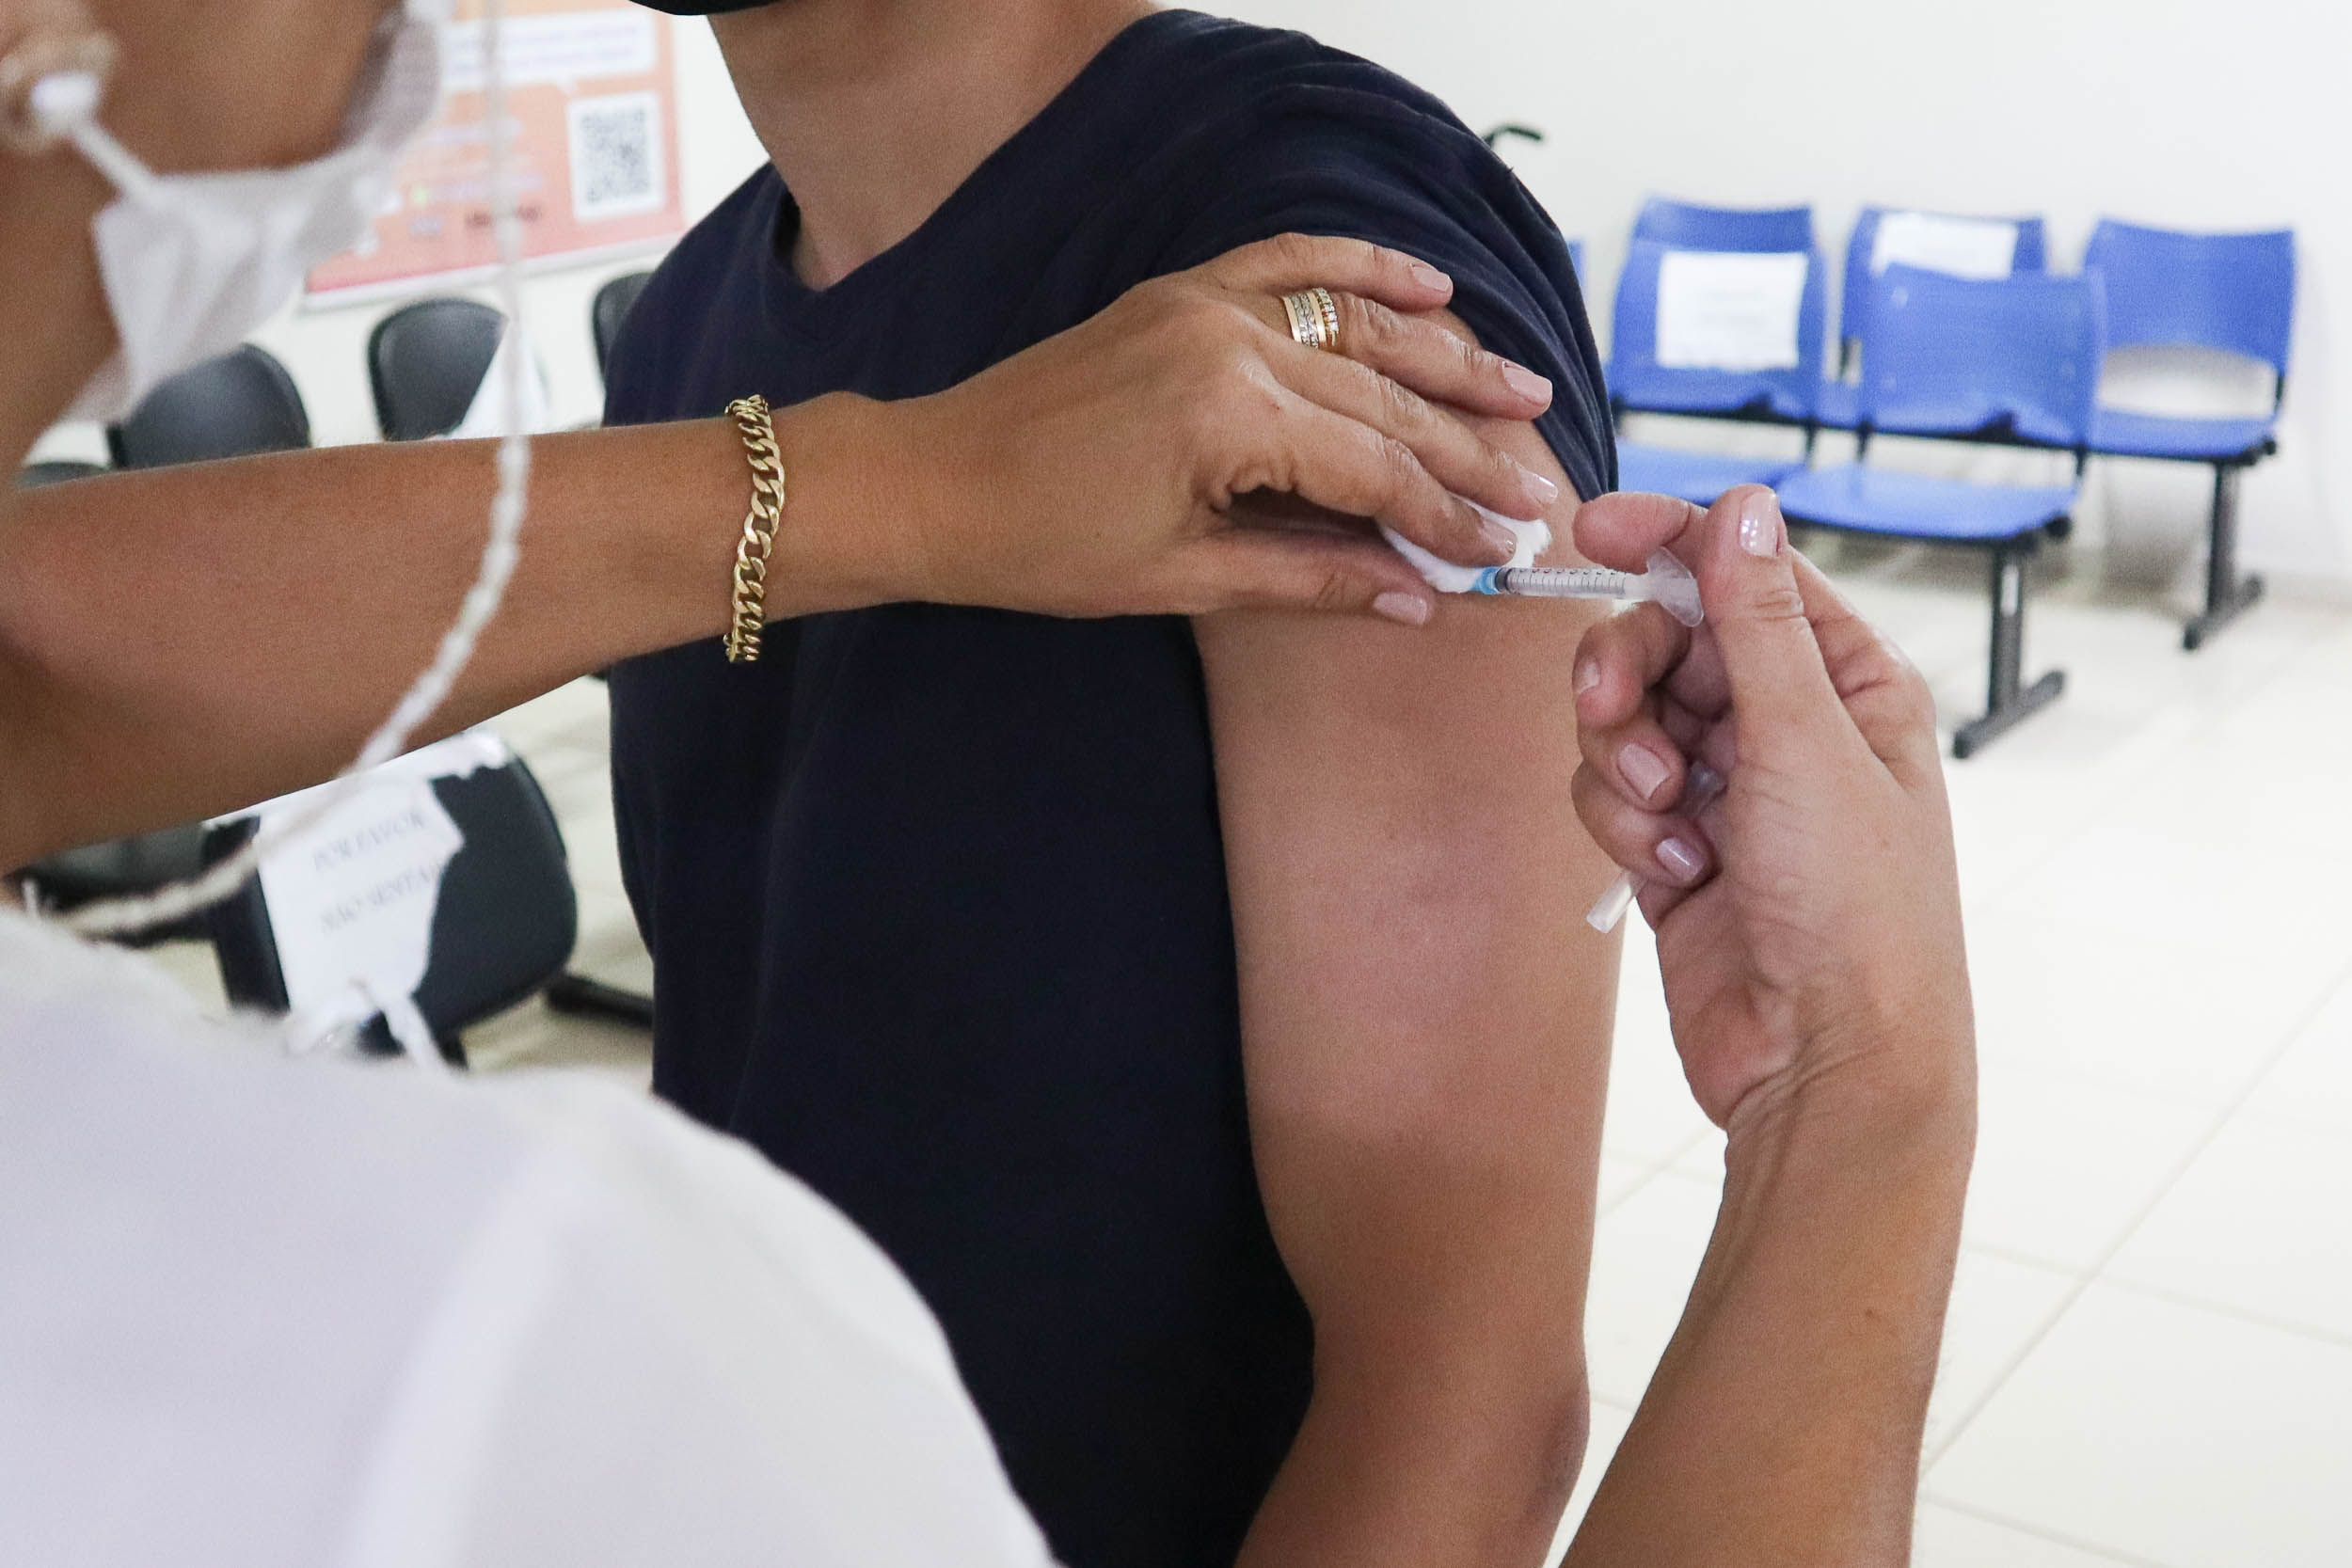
[0,911,1057,1568]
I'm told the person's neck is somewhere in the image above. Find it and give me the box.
[711,0,1159,290]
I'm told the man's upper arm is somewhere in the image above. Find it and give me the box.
[1196,309,1623,1370]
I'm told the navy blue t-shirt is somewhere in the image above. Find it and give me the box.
[603,13,1609,1567]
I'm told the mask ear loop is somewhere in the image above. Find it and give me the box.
[0,0,113,153]
[23,70,163,200]
[62,0,536,988]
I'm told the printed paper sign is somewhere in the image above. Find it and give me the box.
[1871,212,2021,280]
[1655,250,1809,372]
[258,780,463,1026]
[307,0,685,300]
[240,734,511,1033]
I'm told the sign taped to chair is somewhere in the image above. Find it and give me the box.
[1655,251,1808,372]
[1871,213,2020,280]
[307,0,686,301]
[239,734,511,1037]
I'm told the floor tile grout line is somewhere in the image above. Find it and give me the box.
[1595,1127,1714,1220]
[1949,1238,2092,1280]
[2092,1272,2352,1354]
[1915,1490,2183,1568]
[1954,609,2330,911]
[1921,944,2352,1470]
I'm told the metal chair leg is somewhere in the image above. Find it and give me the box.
[545,972,655,1030]
[1953,545,2066,759]
[2183,461,2265,651]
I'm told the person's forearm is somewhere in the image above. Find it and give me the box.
[1566,1075,1974,1567]
[1242,1309,1590,1568]
[0,395,920,866]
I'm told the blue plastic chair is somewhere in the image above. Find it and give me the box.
[1819,207,2051,430]
[1841,208,2048,359]
[1611,241,1828,423]
[1777,268,2106,756]
[2082,219,2296,648]
[1608,240,1823,504]
[1631,198,1815,255]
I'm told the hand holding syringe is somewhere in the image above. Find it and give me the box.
[1516,553,1718,931]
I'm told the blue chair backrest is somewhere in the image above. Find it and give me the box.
[1842,206,2049,348]
[2083,220,2296,382]
[1858,267,2106,447]
[1632,198,1815,254]
[1611,239,1826,422]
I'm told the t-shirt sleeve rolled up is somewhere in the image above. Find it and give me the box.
[1154,79,1616,507]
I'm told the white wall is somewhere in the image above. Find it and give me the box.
[1226,0,2352,594]
[32,19,762,465]
[40,6,2348,594]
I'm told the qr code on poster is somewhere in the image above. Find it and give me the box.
[567,91,665,222]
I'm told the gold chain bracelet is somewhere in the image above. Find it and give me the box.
[723,394,786,664]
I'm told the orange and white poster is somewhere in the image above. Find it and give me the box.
[309,0,687,300]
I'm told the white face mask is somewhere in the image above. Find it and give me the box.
[27,0,450,421]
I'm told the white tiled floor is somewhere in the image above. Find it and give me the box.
[139,542,2352,1567]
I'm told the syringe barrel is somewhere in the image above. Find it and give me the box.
[1474,566,1631,599]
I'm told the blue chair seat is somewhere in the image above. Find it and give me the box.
[1615,443,1806,508]
[2089,406,2275,463]
[1776,465,2075,543]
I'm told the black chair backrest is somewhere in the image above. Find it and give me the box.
[368,297,507,442]
[106,346,310,468]
[16,460,108,489]
[593,271,654,376]
[205,754,580,1040]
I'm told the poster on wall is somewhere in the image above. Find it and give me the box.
[307,0,687,302]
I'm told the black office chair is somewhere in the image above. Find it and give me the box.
[203,755,582,1067]
[592,271,654,376]
[19,459,109,488]
[107,345,310,467]
[368,297,508,441]
[363,298,656,1035]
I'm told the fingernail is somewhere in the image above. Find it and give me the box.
[1502,362,1552,404]
[1374,591,1432,626]
[1740,489,1785,559]
[1575,659,1601,697]
[1657,836,1708,884]
[1619,743,1670,804]
[1519,465,1561,507]
[1480,518,1519,561]
[1408,258,1452,293]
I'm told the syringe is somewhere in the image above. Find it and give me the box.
[1587,762,1727,934]
[1472,549,1705,627]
